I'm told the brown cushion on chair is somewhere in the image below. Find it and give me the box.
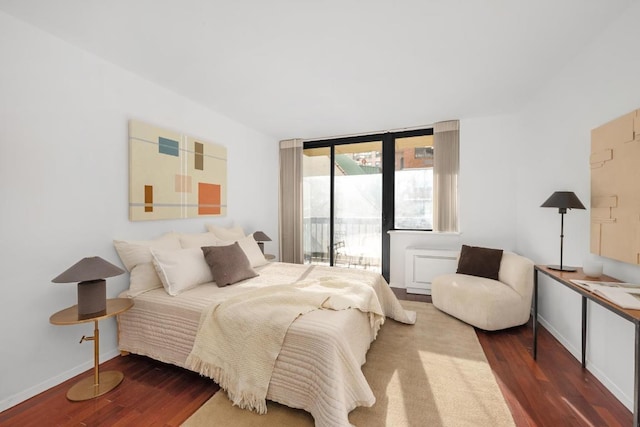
[201,242,258,287]
[456,245,503,280]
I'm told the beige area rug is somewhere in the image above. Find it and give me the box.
[182,300,514,427]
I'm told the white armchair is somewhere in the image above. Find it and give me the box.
[431,251,534,331]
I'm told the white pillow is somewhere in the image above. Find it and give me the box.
[113,233,181,271]
[206,224,245,241]
[128,262,163,297]
[179,232,222,249]
[236,235,268,268]
[151,247,214,296]
[113,233,181,297]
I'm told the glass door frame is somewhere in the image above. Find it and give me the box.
[304,127,433,282]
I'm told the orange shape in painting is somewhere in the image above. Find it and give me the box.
[144,185,153,212]
[198,183,221,215]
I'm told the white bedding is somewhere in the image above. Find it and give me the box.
[117,262,415,427]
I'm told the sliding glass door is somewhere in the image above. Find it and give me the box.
[302,146,331,264]
[333,142,382,271]
[303,140,383,273]
[303,128,433,281]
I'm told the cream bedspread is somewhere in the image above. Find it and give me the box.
[117,263,415,427]
[186,278,385,414]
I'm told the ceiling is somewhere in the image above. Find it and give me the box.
[0,0,633,140]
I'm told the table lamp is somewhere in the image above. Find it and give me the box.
[52,257,125,317]
[540,191,585,272]
[253,231,272,254]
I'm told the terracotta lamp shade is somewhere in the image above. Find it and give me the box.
[540,191,586,272]
[253,231,272,254]
[52,257,125,316]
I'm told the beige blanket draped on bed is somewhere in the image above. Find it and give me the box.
[185,277,386,414]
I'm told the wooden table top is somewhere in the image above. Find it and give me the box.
[535,265,640,323]
[50,298,133,325]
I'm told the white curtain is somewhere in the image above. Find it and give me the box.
[433,120,460,232]
[278,139,304,263]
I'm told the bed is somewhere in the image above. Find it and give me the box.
[115,233,415,427]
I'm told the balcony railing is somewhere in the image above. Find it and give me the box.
[303,217,381,272]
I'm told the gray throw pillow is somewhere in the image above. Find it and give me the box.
[456,244,503,280]
[201,242,258,287]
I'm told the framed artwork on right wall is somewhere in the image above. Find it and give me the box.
[590,108,640,265]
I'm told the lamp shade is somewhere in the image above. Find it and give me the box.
[52,257,124,317]
[540,191,585,210]
[540,191,585,272]
[253,231,272,242]
[52,256,125,283]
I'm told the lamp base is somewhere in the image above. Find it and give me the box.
[547,265,578,272]
[66,370,124,401]
[78,279,106,317]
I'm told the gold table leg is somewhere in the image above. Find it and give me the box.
[67,320,124,401]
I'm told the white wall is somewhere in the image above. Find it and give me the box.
[0,11,278,411]
[4,0,640,414]
[389,114,519,287]
[513,1,640,409]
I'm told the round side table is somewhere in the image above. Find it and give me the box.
[50,298,133,401]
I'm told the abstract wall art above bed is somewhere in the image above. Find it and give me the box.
[128,120,227,221]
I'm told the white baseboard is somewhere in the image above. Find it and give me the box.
[536,314,632,411]
[0,349,120,413]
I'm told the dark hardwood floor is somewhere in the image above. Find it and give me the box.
[0,290,632,426]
